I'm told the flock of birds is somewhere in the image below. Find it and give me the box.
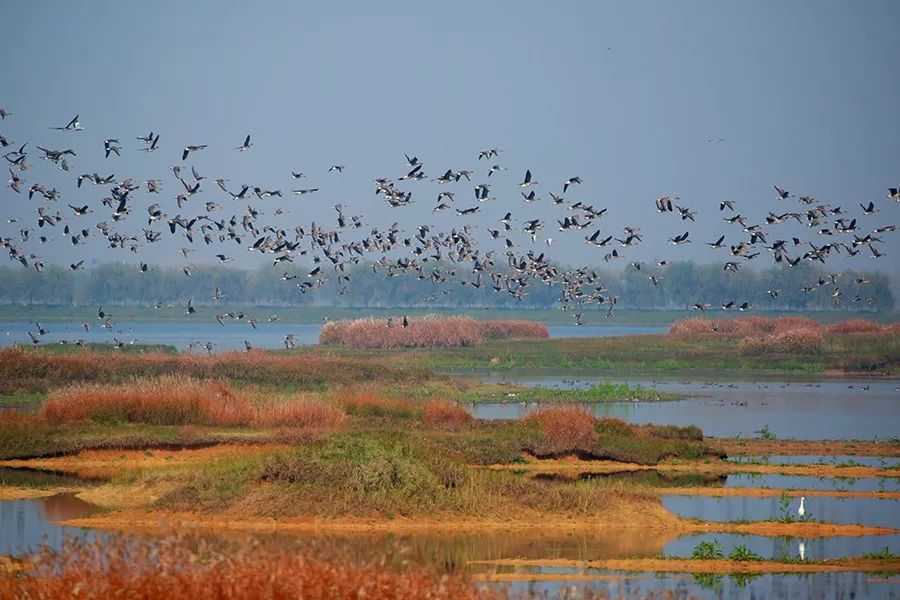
[1,107,898,349]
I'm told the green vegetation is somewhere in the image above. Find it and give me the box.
[759,425,777,440]
[317,332,899,374]
[728,545,763,561]
[691,540,724,560]
[862,547,898,560]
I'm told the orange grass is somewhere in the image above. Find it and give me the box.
[0,347,428,394]
[319,315,547,348]
[524,405,597,456]
[334,387,418,419]
[422,398,475,429]
[0,534,502,600]
[39,376,346,428]
[670,316,896,338]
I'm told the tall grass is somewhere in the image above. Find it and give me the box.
[670,316,898,358]
[319,315,548,348]
[0,347,429,394]
[670,316,896,338]
[40,376,346,428]
[0,534,501,600]
[524,406,597,455]
[422,398,474,429]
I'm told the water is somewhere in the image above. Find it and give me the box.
[665,532,900,561]
[469,376,900,440]
[725,473,900,493]
[0,321,665,351]
[729,455,900,468]
[0,495,97,556]
[496,571,896,600]
[662,495,900,529]
[1,492,896,598]
[529,469,900,493]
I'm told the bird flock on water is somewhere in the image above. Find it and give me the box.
[1,107,898,349]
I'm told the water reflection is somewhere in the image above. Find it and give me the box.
[469,376,900,440]
[662,495,900,529]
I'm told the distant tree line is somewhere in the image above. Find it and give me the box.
[0,261,894,311]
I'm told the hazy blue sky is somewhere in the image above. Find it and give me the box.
[2,1,898,274]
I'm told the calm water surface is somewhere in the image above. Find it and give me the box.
[469,375,900,440]
[0,321,665,351]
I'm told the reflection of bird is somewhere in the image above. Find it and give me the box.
[798,496,805,519]
[798,540,805,561]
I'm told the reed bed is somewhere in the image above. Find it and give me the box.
[422,398,475,429]
[0,347,429,394]
[39,376,347,428]
[524,405,598,455]
[319,315,548,348]
[669,316,896,338]
[670,316,899,358]
[0,534,501,600]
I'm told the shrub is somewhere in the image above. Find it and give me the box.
[422,399,474,429]
[524,406,597,456]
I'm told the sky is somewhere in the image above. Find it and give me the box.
[1,1,898,278]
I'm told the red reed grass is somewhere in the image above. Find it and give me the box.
[0,347,427,394]
[422,398,474,429]
[0,534,501,600]
[319,316,548,348]
[524,405,597,455]
[670,316,895,342]
[40,376,346,428]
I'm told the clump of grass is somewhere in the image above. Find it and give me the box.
[479,320,549,341]
[862,547,898,560]
[422,399,474,429]
[319,315,548,349]
[690,539,724,560]
[41,376,255,426]
[335,388,418,419]
[728,545,762,561]
[0,533,501,600]
[40,377,347,429]
[524,405,597,456]
[253,395,347,429]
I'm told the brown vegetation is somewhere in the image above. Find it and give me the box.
[0,347,428,394]
[319,315,548,348]
[422,398,475,429]
[39,376,346,429]
[0,534,501,600]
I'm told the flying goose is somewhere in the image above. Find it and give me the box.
[519,169,538,188]
[236,134,252,151]
[182,144,207,160]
